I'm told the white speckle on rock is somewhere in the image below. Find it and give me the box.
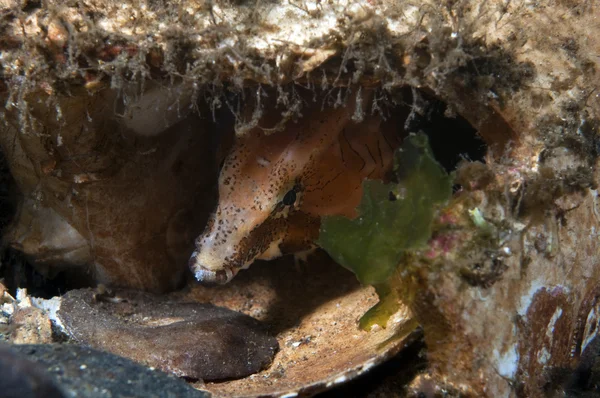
[31,296,64,331]
[361,360,376,372]
[582,303,600,354]
[518,279,546,317]
[493,344,519,379]
[537,347,551,365]
[546,307,563,345]
[1,302,15,318]
[15,288,29,304]
[591,189,600,223]
[325,374,348,388]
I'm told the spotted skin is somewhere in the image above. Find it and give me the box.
[189,91,406,284]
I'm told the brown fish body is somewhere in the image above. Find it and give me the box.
[190,91,405,284]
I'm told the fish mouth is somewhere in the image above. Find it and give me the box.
[188,252,237,285]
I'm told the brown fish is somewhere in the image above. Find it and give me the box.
[189,90,406,284]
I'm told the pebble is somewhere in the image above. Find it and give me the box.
[57,288,279,380]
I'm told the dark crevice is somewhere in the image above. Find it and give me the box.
[0,248,72,299]
[405,91,487,174]
[0,148,72,299]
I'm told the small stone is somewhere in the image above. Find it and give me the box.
[10,306,53,345]
[57,288,279,380]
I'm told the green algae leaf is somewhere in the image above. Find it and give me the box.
[359,283,403,330]
[318,132,452,287]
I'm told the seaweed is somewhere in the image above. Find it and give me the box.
[318,132,452,329]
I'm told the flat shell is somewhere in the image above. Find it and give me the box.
[184,252,415,397]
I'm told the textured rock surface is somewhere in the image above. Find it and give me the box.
[0,83,221,292]
[0,344,65,398]
[391,160,600,397]
[0,282,14,342]
[57,288,279,380]
[0,1,599,397]
[9,306,53,344]
[8,344,208,398]
[1,0,597,292]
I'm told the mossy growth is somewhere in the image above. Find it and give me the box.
[318,132,452,329]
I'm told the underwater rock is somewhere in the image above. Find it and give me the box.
[10,306,54,345]
[0,0,599,396]
[9,344,208,398]
[0,83,220,293]
[57,288,279,380]
[0,344,65,398]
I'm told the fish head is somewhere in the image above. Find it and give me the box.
[189,102,353,284]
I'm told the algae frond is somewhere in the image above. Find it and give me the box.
[318,132,452,328]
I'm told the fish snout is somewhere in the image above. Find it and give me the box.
[188,252,236,285]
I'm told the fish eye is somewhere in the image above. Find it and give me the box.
[282,189,297,206]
